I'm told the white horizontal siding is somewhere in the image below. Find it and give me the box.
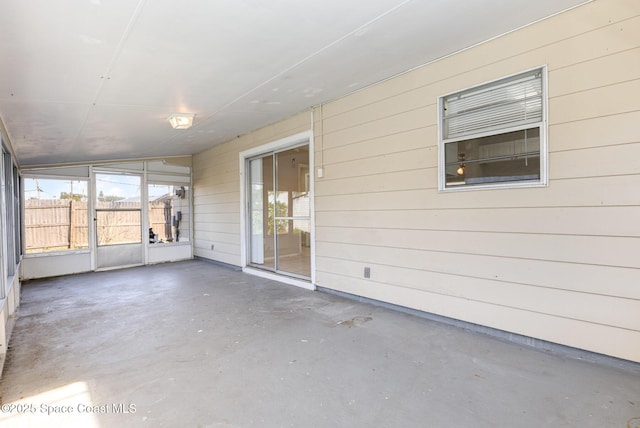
[316,174,640,210]
[315,241,639,300]
[312,0,640,362]
[316,226,640,268]
[191,0,640,362]
[316,206,640,237]
[192,112,310,266]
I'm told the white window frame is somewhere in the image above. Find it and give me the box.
[438,65,548,192]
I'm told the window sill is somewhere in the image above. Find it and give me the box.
[439,179,548,193]
[24,249,91,258]
[148,241,190,247]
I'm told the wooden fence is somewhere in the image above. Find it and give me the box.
[25,199,89,252]
[25,199,175,253]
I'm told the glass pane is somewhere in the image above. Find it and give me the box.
[96,210,141,246]
[248,144,310,278]
[275,147,309,218]
[276,219,310,277]
[445,127,540,187]
[148,184,190,243]
[3,154,14,273]
[95,173,142,246]
[95,173,141,209]
[249,157,275,269]
[269,191,289,224]
[23,178,89,253]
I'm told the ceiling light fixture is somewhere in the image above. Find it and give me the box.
[168,113,194,129]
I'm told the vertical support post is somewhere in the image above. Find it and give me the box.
[68,199,75,249]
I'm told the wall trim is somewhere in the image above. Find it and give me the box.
[194,256,242,271]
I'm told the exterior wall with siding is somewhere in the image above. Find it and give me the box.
[193,0,640,362]
[192,113,311,266]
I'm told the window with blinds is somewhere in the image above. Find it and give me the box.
[439,67,547,190]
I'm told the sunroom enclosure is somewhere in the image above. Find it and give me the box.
[21,159,193,279]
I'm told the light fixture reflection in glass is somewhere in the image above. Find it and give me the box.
[168,113,195,129]
[457,153,465,176]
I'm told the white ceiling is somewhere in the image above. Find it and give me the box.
[0,0,589,167]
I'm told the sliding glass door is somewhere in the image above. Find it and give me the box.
[248,145,310,278]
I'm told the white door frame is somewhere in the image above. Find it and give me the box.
[239,130,316,290]
[92,170,145,271]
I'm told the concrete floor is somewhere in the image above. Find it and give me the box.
[0,260,638,428]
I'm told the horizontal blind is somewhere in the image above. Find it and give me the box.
[443,69,543,140]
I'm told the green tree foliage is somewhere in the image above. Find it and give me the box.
[97,190,125,202]
[59,192,85,201]
[268,201,288,234]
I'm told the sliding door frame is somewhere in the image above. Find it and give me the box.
[239,130,315,290]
